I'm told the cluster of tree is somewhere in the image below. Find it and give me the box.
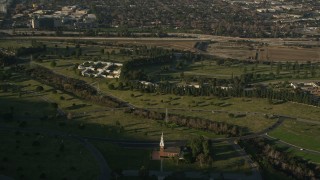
[118,46,172,57]
[16,46,46,56]
[124,78,319,106]
[125,108,243,137]
[119,53,318,106]
[214,57,320,72]
[186,136,213,166]
[0,82,21,93]
[120,55,175,81]
[0,54,18,66]
[194,42,209,51]
[242,138,320,180]
[16,41,47,56]
[121,52,198,81]
[0,69,10,80]
[26,66,127,108]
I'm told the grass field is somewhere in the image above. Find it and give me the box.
[1,71,226,140]
[0,91,222,141]
[16,61,320,136]
[208,42,320,62]
[0,131,99,180]
[162,110,276,134]
[184,60,320,79]
[99,86,320,122]
[274,143,320,164]
[31,58,320,124]
[269,120,320,152]
[0,39,31,48]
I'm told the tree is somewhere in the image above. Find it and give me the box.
[196,153,206,167]
[183,151,193,164]
[67,112,73,120]
[100,48,105,55]
[243,66,247,73]
[108,83,115,90]
[36,86,44,92]
[190,136,204,157]
[50,61,57,67]
[202,140,211,156]
[276,65,280,76]
[51,103,58,110]
[118,82,124,90]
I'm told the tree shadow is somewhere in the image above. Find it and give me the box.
[123,122,144,128]
[66,104,88,110]
[89,115,106,120]
[58,63,73,68]
[126,127,148,133]
[214,144,241,160]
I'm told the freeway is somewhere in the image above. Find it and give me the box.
[0,35,202,42]
[1,30,318,44]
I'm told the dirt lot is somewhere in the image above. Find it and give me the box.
[208,44,320,62]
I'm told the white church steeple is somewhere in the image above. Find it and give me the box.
[160,132,164,149]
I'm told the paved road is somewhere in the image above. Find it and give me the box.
[228,140,262,180]
[0,126,111,180]
[1,31,318,44]
[0,35,202,42]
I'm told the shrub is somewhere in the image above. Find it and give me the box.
[36,86,44,92]
[50,61,57,67]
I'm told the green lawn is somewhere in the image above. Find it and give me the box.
[142,59,319,80]
[0,39,31,48]
[275,143,320,164]
[162,110,276,134]
[23,62,320,134]
[0,131,99,180]
[101,86,320,122]
[0,73,224,141]
[269,120,320,152]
